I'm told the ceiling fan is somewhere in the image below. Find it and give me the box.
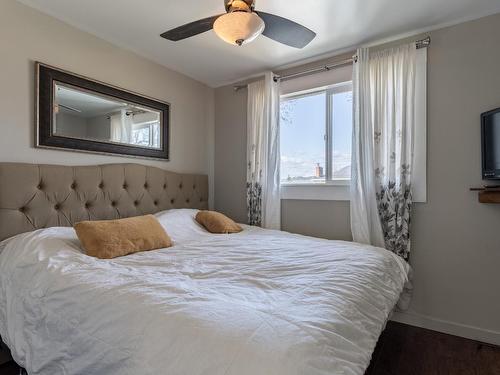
[160,0,316,49]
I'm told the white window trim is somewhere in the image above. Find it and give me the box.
[280,82,352,201]
[412,47,427,203]
[281,183,350,201]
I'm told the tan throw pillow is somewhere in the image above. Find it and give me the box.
[74,215,172,259]
[195,211,243,234]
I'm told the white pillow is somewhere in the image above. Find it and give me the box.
[154,209,209,243]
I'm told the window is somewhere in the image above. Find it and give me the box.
[131,121,160,148]
[280,82,353,185]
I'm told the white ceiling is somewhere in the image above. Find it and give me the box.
[56,85,127,117]
[18,0,500,87]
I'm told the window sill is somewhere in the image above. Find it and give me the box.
[280,182,350,201]
[280,181,426,203]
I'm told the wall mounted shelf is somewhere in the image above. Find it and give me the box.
[470,186,500,203]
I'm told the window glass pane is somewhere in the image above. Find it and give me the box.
[131,124,151,147]
[331,89,352,179]
[280,92,326,184]
[131,122,161,148]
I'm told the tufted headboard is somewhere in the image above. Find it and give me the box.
[0,163,209,242]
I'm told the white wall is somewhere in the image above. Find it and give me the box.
[55,113,88,138]
[214,13,500,345]
[86,115,111,140]
[0,0,215,206]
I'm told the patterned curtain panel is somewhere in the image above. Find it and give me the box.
[246,73,281,229]
[246,181,262,226]
[351,43,421,261]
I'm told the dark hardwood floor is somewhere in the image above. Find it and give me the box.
[0,360,20,375]
[1,322,499,375]
[366,322,500,375]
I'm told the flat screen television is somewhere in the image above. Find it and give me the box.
[482,107,500,180]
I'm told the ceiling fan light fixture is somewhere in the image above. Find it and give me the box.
[213,12,265,46]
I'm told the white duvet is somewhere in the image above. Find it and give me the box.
[0,209,409,375]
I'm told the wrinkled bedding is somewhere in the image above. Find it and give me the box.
[0,209,409,375]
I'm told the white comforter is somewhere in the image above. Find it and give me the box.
[0,209,409,375]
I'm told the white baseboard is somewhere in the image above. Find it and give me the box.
[391,310,500,346]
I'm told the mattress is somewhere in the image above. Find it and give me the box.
[0,209,409,375]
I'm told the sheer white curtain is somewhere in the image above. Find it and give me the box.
[110,110,132,143]
[351,48,386,249]
[247,72,281,229]
[351,43,422,260]
[110,112,122,142]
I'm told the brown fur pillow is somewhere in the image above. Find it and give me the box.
[74,215,172,259]
[195,210,243,234]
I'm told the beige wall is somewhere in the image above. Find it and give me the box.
[281,200,352,241]
[214,84,248,223]
[0,0,214,206]
[214,13,500,344]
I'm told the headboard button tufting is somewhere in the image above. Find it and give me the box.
[0,163,209,242]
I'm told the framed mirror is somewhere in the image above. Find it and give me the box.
[36,62,170,160]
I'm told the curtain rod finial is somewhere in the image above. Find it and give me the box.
[416,36,431,49]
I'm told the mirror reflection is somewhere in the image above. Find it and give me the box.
[53,83,162,149]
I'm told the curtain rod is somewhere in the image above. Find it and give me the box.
[234,36,430,91]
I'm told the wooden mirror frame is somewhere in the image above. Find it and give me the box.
[35,62,170,160]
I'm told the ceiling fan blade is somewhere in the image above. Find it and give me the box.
[256,11,316,48]
[160,15,222,41]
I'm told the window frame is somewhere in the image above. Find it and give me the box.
[131,121,161,148]
[280,80,353,188]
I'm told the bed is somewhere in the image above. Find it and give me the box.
[0,163,409,375]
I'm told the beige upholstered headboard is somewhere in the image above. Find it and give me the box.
[0,163,209,241]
